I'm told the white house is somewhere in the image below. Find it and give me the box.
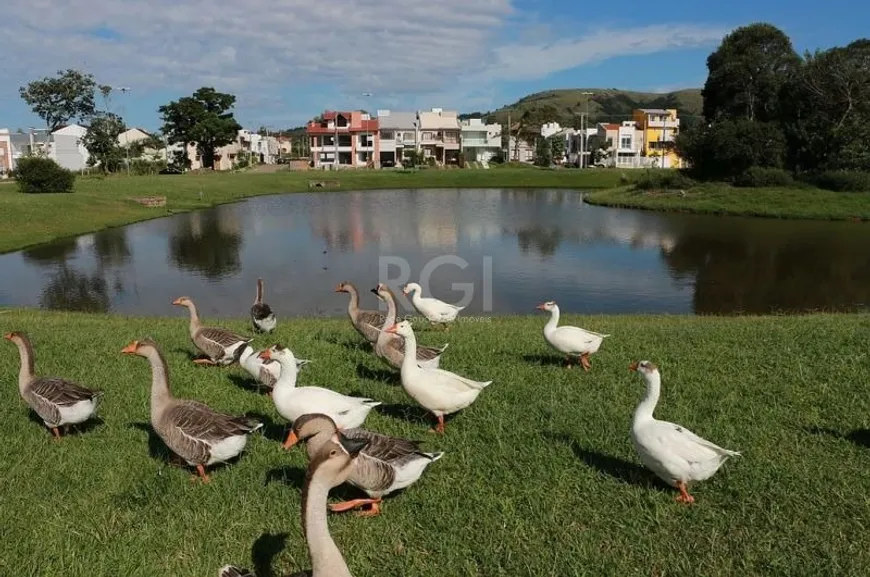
[49,124,89,171]
[0,129,12,177]
[508,136,534,163]
[118,127,152,148]
[460,118,502,165]
[376,110,418,167]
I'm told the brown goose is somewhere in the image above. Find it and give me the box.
[371,283,447,370]
[4,331,103,439]
[121,339,262,483]
[335,281,385,343]
[250,277,277,333]
[220,431,368,577]
[172,296,252,366]
[287,413,443,517]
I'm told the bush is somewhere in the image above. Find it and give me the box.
[129,159,168,176]
[733,166,795,188]
[15,157,75,193]
[633,169,696,191]
[801,170,870,192]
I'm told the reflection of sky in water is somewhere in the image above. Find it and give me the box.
[1,188,868,317]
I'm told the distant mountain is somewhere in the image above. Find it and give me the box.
[461,88,704,130]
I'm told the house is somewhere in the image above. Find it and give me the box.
[508,136,534,163]
[0,129,12,177]
[460,119,502,165]
[238,130,278,164]
[632,108,682,168]
[417,108,460,165]
[49,124,90,171]
[593,121,648,168]
[306,110,379,168]
[118,127,152,148]
[276,135,293,157]
[376,110,418,167]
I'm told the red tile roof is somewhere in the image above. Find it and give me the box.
[601,123,620,130]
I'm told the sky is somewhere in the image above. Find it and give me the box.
[1,0,867,132]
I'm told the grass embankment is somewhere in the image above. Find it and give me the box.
[585,183,870,221]
[0,168,621,254]
[1,310,868,576]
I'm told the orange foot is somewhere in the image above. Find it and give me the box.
[51,426,62,440]
[580,354,591,372]
[427,414,446,434]
[675,480,694,504]
[192,464,211,484]
[329,498,382,516]
[192,358,217,366]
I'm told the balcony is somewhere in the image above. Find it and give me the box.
[461,138,497,147]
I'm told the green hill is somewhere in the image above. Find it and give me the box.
[461,88,703,130]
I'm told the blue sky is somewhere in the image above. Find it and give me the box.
[1,0,867,132]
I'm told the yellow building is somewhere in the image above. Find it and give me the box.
[632,108,683,168]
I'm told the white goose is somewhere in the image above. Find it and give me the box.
[259,345,381,448]
[386,321,492,434]
[536,301,609,370]
[238,343,310,396]
[402,282,464,329]
[630,360,741,504]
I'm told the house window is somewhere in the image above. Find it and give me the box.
[336,115,348,127]
[322,135,335,146]
[338,135,351,147]
[380,131,394,140]
[422,132,433,140]
[620,135,632,149]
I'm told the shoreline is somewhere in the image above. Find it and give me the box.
[583,184,870,221]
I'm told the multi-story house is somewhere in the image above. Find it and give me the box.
[417,108,460,165]
[632,108,682,168]
[508,136,535,163]
[50,124,90,171]
[0,129,12,177]
[460,118,502,165]
[376,110,418,167]
[306,110,378,168]
[594,121,646,168]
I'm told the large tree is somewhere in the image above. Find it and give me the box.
[19,69,97,131]
[782,39,870,171]
[81,113,126,173]
[702,23,801,123]
[158,87,242,170]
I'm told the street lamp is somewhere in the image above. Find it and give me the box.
[362,92,373,167]
[579,91,593,168]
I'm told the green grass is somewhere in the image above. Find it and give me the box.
[1,309,869,576]
[0,168,621,255]
[585,183,870,221]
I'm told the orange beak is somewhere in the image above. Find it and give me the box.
[385,323,399,334]
[258,349,272,360]
[535,303,546,310]
[628,361,638,371]
[171,298,183,305]
[283,430,299,450]
[3,333,13,341]
[121,341,139,354]
[334,283,344,292]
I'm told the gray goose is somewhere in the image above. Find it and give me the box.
[172,296,252,366]
[250,277,277,333]
[4,331,103,439]
[371,283,447,369]
[121,338,262,482]
[220,431,368,577]
[335,281,385,344]
[287,413,443,517]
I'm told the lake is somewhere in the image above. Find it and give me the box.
[1,188,869,318]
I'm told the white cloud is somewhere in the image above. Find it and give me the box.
[1,1,724,124]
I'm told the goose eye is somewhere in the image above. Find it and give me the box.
[330,450,337,456]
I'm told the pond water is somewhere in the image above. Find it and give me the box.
[1,188,869,318]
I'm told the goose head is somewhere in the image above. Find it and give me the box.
[402,282,421,296]
[120,338,161,358]
[257,344,298,367]
[334,281,353,294]
[286,413,338,453]
[629,360,659,379]
[314,432,370,487]
[535,301,557,312]
[171,296,194,308]
[385,320,413,338]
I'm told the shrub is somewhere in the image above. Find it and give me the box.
[733,166,795,188]
[801,170,870,192]
[129,159,168,176]
[15,157,75,193]
[633,169,696,191]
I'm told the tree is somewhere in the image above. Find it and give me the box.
[81,113,126,173]
[676,119,787,180]
[158,87,242,170]
[702,23,801,123]
[549,136,566,164]
[534,138,552,166]
[19,69,97,131]
[781,39,870,172]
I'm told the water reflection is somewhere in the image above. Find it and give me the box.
[168,209,244,280]
[0,188,869,316]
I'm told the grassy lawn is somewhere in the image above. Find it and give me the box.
[584,183,870,221]
[0,167,621,255]
[1,309,868,576]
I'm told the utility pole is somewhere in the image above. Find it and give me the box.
[506,111,511,161]
[579,91,593,168]
[112,86,132,175]
[362,92,374,167]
